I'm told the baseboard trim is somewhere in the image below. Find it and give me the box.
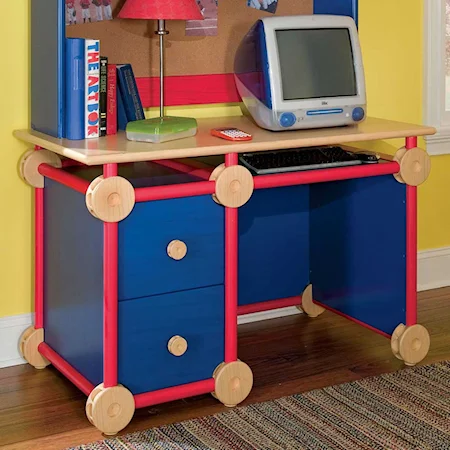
[1,248,448,368]
[418,246,450,291]
[0,313,34,368]
[238,306,301,325]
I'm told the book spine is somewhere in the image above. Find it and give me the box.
[107,64,117,135]
[99,56,108,136]
[85,39,100,139]
[117,64,145,122]
[65,38,85,140]
[117,83,129,131]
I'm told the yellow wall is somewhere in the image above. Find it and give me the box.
[0,1,33,317]
[358,0,450,250]
[1,0,448,318]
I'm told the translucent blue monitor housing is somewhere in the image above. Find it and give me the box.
[234,15,366,131]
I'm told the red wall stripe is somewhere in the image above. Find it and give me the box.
[136,74,241,108]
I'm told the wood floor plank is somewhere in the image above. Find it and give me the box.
[1,287,449,449]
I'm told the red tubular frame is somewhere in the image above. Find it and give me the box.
[238,296,301,315]
[39,343,95,396]
[103,164,119,388]
[38,164,90,194]
[134,378,215,409]
[135,181,215,202]
[405,137,418,326]
[224,153,239,363]
[152,159,213,180]
[254,161,400,190]
[35,187,44,329]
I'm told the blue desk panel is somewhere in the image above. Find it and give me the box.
[238,185,310,305]
[310,175,407,335]
[44,179,103,386]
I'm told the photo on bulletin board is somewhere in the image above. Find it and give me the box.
[66,0,113,26]
[247,0,278,14]
[185,0,218,36]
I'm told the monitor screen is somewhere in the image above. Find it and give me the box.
[275,28,357,101]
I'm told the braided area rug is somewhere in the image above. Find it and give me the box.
[67,361,450,450]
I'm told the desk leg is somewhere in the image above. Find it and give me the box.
[85,163,136,436]
[224,153,238,363]
[19,146,50,370]
[212,153,253,409]
[405,137,417,326]
[390,136,430,367]
[103,163,119,388]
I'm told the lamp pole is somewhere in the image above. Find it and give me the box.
[155,19,168,119]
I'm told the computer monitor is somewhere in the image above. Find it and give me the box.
[234,15,366,131]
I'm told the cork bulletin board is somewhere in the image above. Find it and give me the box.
[66,0,313,78]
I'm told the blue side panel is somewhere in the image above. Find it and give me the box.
[31,0,65,138]
[118,285,224,394]
[118,195,224,301]
[310,176,406,335]
[239,186,310,305]
[314,0,358,26]
[44,179,103,385]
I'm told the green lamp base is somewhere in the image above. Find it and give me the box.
[125,116,198,143]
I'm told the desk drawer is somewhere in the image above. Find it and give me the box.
[118,285,224,394]
[118,195,224,300]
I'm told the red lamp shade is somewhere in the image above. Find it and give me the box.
[117,0,203,20]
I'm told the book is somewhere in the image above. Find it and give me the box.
[85,39,101,138]
[31,0,65,138]
[107,64,117,135]
[116,64,145,122]
[117,84,129,131]
[65,38,85,140]
[99,57,108,136]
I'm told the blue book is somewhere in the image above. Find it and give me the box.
[116,64,145,122]
[31,0,65,138]
[117,85,129,131]
[313,0,358,26]
[65,38,85,140]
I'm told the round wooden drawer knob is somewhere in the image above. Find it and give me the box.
[168,335,188,356]
[167,240,187,260]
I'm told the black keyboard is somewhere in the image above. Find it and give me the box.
[239,146,366,175]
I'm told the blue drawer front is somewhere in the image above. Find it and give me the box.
[238,186,310,305]
[118,285,224,394]
[118,195,224,301]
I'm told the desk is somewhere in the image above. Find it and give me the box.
[14,115,435,435]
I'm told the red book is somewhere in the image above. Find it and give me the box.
[107,64,117,135]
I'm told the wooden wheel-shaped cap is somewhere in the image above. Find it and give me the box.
[19,149,62,188]
[213,361,253,407]
[86,176,135,222]
[299,284,325,318]
[394,147,431,186]
[85,383,135,435]
[167,240,187,260]
[19,326,50,369]
[210,164,254,208]
[168,335,188,356]
[390,323,430,366]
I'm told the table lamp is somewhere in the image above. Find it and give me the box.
[118,0,203,143]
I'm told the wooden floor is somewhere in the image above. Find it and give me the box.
[1,287,450,450]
